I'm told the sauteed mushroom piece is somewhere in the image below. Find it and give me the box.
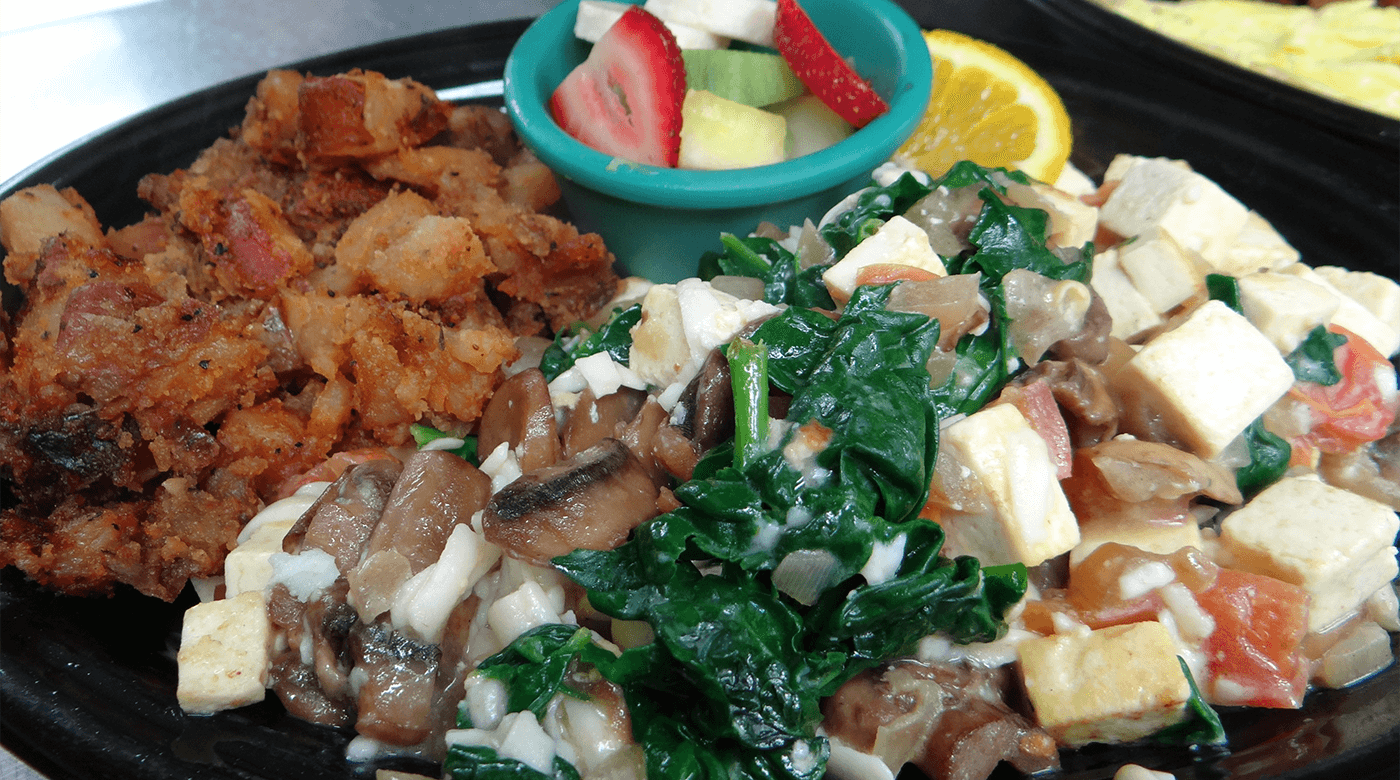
[477,367,560,472]
[482,438,659,565]
[348,450,491,620]
[282,458,403,572]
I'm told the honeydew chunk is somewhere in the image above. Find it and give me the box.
[1091,247,1164,342]
[1313,266,1400,343]
[937,404,1081,567]
[1237,270,1342,354]
[1219,475,1400,632]
[1115,228,1206,315]
[1069,516,1204,569]
[679,90,787,170]
[1018,621,1192,747]
[1097,156,1250,272]
[1279,262,1400,357]
[1221,210,1300,273]
[576,0,730,48]
[644,0,777,47]
[1115,300,1294,458]
[1004,179,1100,250]
[770,94,852,159]
[821,215,948,303]
[176,591,272,714]
[683,49,804,108]
[628,277,782,388]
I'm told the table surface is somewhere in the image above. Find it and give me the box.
[1,5,557,775]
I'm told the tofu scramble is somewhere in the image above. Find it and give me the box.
[165,75,1400,780]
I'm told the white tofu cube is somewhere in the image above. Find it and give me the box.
[223,490,317,597]
[1116,300,1295,457]
[1313,266,1400,344]
[1219,211,1299,275]
[627,278,781,389]
[1070,516,1203,568]
[1091,247,1164,342]
[1237,270,1341,355]
[1005,179,1099,249]
[821,215,947,302]
[1052,161,1097,198]
[937,404,1081,566]
[1102,153,1191,184]
[1279,263,1400,357]
[1115,228,1206,315]
[1098,157,1250,271]
[1018,621,1192,746]
[1220,475,1400,632]
[176,592,271,714]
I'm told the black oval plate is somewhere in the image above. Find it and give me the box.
[2,7,1398,780]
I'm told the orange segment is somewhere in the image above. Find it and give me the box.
[895,30,1072,184]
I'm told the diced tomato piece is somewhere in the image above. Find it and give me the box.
[995,379,1073,478]
[854,263,942,287]
[1288,325,1399,455]
[1196,568,1310,709]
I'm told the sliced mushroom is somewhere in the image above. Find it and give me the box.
[283,458,403,572]
[1083,438,1241,505]
[561,386,646,458]
[477,367,559,472]
[361,450,492,572]
[671,350,733,454]
[1046,286,1111,366]
[351,621,441,746]
[482,438,660,565]
[822,660,1058,779]
[902,184,984,257]
[1025,359,1119,449]
[619,396,672,483]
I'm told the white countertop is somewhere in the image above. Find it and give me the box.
[2,4,560,776]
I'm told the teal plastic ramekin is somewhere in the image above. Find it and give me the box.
[503,0,932,282]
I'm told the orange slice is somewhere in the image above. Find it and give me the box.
[894,29,1072,184]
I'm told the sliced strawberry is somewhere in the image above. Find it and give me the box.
[773,0,889,129]
[549,6,685,167]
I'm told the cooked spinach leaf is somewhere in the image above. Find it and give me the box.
[1235,416,1291,499]
[538,303,642,382]
[697,234,834,309]
[410,423,479,464]
[444,745,581,780]
[1150,657,1228,747]
[1286,325,1347,386]
[474,624,613,719]
[1206,273,1242,313]
[819,172,934,258]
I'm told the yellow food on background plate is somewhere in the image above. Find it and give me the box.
[1096,0,1400,119]
[894,29,1074,185]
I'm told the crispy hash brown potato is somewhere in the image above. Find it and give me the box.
[0,68,618,600]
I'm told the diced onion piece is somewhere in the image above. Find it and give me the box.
[1317,621,1394,688]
